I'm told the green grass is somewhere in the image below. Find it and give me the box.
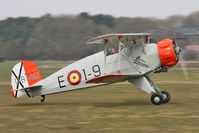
[1,61,199,133]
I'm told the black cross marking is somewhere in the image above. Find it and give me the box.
[12,62,31,98]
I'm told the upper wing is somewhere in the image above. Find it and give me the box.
[87,33,151,45]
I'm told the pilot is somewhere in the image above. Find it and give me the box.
[106,48,116,56]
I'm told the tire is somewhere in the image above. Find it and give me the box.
[151,94,163,105]
[161,91,171,104]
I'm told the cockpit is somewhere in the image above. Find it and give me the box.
[87,33,151,56]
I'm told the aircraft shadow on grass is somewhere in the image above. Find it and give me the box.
[12,99,180,107]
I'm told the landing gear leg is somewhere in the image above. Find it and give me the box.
[129,75,171,105]
[40,95,45,103]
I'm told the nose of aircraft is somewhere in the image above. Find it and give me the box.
[157,39,180,67]
[173,40,182,58]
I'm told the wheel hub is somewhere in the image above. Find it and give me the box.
[163,94,167,100]
[154,96,160,103]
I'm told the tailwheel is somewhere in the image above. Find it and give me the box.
[40,95,45,103]
[161,91,171,104]
[151,94,163,105]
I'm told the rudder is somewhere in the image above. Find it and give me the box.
[11,61,42,98]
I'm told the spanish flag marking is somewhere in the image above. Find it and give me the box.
[67,70,82,86]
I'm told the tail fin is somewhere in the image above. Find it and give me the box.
[11,61,42,98]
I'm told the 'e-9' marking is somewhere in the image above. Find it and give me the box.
[82,65,101,80]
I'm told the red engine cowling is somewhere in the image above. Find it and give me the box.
[157,39,178,67]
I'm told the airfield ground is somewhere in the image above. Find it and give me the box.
[1,61,199,133]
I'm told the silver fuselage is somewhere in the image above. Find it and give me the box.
[19,43,161,98]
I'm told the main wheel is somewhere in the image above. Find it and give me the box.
[151,94,163,105]
[40,95,45,103]
[161,91,171,104]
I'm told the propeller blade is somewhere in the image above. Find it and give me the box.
[179,54,188,79]
[171,34,177,46]
[171,34,188,79]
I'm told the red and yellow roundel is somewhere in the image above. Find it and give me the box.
[67,70,82,86]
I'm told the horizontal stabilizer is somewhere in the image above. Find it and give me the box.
[12,85,42,92]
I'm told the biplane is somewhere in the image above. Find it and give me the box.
[11,33,182,105]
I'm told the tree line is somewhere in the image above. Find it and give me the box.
[0,11,199,60]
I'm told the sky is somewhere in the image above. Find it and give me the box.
[0,0,199,20]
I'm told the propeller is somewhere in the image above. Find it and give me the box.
[172,36,188,79]
[179,54,188,79]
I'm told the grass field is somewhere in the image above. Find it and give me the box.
[1,61,199,133]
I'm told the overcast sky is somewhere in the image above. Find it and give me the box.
[0,0,199,20]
